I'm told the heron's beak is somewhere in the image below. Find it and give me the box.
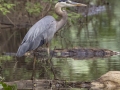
[68,1,87,7]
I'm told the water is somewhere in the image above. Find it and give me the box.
[0,0,120,90]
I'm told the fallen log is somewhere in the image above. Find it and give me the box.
[53,48,119,59]
[2,48,120,59]
[3,71,120,90]
[4,79,91,89]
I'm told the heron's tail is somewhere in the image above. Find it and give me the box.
[16,43,30,57]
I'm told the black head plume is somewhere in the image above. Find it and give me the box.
[58,0,67,2]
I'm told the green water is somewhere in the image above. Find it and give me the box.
[50,0,120,82]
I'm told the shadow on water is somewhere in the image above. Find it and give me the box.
[0,0,120,90]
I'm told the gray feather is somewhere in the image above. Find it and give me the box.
[16,43,30,57]
[16,15,57,57]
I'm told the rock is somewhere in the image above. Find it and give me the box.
[91,71,120,90]
[98,71,120,85]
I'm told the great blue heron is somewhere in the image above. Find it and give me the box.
[16,0,86,57]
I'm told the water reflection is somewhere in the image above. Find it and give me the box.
[0,0,120,90]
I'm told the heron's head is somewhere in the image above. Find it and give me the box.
[56,0,87,8]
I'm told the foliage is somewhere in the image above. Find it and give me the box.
[50,12,58,19]
[0,0,81,25]
[68,11,82,25]
[25,2,43,15]
[0,82,17,90]
[0,55,13,61]
[0,0,15,15]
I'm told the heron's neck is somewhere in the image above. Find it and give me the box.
[55,4,68,31]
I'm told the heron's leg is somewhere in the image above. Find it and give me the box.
[31,50,37,80]
[46,43,57,79]
[46,43,50,56]
[31,54,37,90]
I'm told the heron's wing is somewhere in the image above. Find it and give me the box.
[22,16,56,44]
[16,16,56,57]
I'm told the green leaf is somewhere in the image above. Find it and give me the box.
[0,82,17,90]
[25,2,42,15]
[0,0,15,15]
